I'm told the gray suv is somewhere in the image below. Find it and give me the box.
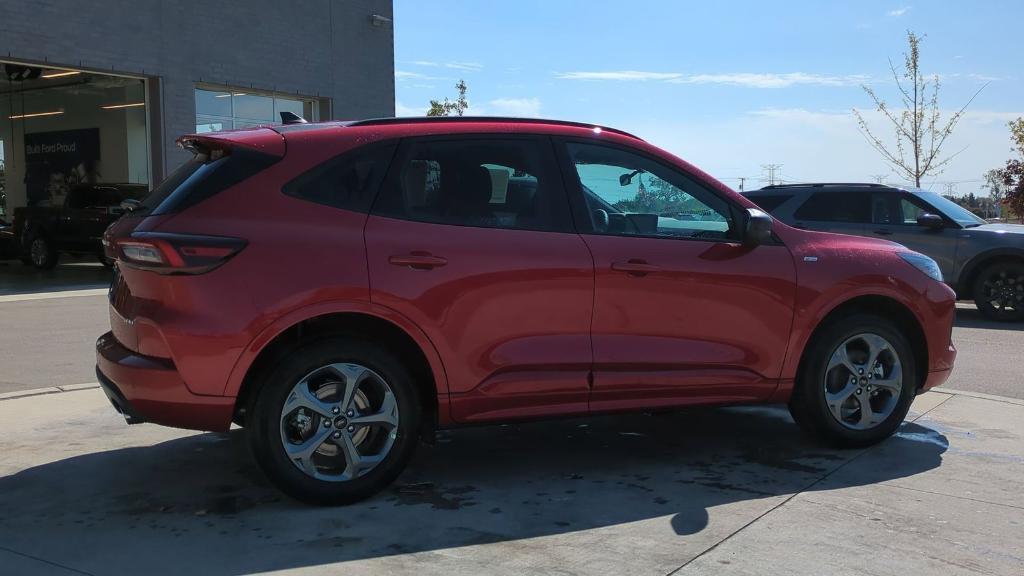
[744,183,1024,321]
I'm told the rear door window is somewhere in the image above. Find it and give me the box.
[372,137,572,232]
[794,192,871,223]
[746,194,793,214]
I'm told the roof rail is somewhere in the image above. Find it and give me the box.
[346,116,643,140]
[759,183,888,189]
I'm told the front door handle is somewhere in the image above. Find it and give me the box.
[611,259,661,277]
[873,229,894,236]
[388,253,448,270]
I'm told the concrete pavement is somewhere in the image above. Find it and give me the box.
[0,387,1021,575]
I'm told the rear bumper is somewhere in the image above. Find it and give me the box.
[95,331,235,431]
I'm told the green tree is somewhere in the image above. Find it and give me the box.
[427,80,469,117]
[853,31,985,187]
[997,117,1024,222]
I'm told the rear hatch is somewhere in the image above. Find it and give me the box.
[105,128,284,355]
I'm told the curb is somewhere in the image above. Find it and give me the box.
[931,387,1024,406]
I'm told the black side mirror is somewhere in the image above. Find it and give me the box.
[916,213,944,229]
[119,199,141,213]
[744,208,773,246]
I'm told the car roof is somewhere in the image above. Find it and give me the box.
[744,183,915,195]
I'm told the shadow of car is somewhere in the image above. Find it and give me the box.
[0,406,947,574]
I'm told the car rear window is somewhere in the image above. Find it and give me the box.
[745,194,792,214]
[793,191,871,223]
[140,148,279,216]
[282,142,397,212]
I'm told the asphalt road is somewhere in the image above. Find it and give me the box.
[0,266,1020,399]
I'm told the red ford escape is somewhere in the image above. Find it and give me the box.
[98,116,957,505]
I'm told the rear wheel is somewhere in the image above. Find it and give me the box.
[28,236,58,269]
[789,314,916,447]
[248,336,421,505]
[973,262,1024,322]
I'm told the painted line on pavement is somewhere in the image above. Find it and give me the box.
[0,288,109,303]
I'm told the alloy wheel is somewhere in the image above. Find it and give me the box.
[823,333,903,430]
[981,269,1024,316]
[279,363,399,482]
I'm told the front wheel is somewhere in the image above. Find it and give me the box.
[973,262,1024,322]
[248,336,422,505]
[789,314,916,448]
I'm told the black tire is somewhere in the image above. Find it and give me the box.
[248,336,422,505]
[27,235,58,269]
[973,262,1024,322]
[788,313,916,448]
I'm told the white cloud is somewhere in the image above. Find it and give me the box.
[396,70,450,83]
[394,101,426,117]
[555,71,684,82]
[671,72,868,88]
[556,71,868,88]
[887,6,911,17]
[445,62,483,71]
[409,60,439,67]
[485,97,543,117]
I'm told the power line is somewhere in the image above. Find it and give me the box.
[760,164,783,186]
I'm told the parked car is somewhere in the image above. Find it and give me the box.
[97,118,957,505]
[743,183,1024,321]
[12,183,147,269]
[0,218,18,260]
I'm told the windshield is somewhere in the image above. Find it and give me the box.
[916,190,986,227]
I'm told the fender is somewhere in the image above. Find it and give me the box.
[956,247,1024,295]
[778,279,931,385]
[221,299,450,402]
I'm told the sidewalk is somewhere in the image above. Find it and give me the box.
[0,387,1021,575]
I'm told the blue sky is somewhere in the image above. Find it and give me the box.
[393,0,1022,193]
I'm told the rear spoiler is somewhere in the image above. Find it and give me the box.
[176,127,285,158]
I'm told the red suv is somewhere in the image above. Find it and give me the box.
[98,117,957,504]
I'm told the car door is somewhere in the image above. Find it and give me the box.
[365,135,595,423]
[868,192,958,279]
[556,139,797,412]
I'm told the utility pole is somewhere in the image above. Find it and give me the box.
[738,177,746,192]
[943,182,957,197]
[869,174,888,184]
[761,164,783,186]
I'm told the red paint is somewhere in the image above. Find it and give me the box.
[98,118,957,432]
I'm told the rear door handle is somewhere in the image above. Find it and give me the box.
[873,229,894,236]
[611,259,661,276]
[388,253,448,270]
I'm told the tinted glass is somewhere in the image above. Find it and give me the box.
[567,142,734,240]
[140,148,279,215]
[373,138,571,232]
[283,143,396,212]
[794,192,870,222]
[746,194,793,213]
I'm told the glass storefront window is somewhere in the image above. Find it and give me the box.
[194,87,318,133]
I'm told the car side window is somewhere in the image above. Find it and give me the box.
[794,192,871,223]
[283,143,397,212]
[372,138,572,232]
[565,142,734,240]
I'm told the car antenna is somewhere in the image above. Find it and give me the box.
[280,111,308,125]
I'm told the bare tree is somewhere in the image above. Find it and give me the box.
[853,31,985,187]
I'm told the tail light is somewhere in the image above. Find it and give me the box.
[115,232,246,274]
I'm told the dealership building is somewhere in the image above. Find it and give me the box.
[0,0,395,216]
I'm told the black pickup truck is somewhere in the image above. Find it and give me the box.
[12,183,147,269]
